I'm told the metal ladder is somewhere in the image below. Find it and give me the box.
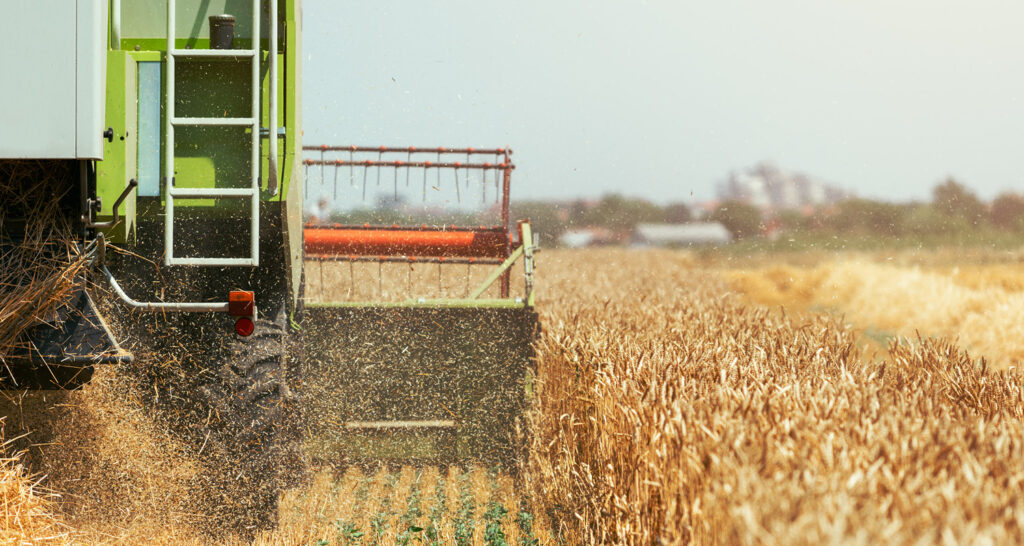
[164,0,262,267]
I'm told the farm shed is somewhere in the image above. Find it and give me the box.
[632,222,732,247]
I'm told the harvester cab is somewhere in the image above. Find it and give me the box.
[1,0,538,497]
[1,0,298,390]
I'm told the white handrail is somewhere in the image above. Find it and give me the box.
[268,0,279,195]
[102,265,230,312]
[250,0,261,262]
[164,0,175,265]
[111,0,121,49]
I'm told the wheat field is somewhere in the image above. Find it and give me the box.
[2,248,1024,544]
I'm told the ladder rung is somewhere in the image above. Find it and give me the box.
[170,48,256,58]
[169,187,256,198]
[171,117,255,126]
[167,257,258,267]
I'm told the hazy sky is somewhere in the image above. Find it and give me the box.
[302,1,1024,205]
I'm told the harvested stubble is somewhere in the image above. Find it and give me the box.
[0,424,68,544]
[240,464,536,545]
[0,161,86,360]
[528,249,1024,544]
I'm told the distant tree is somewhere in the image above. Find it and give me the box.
[990,192,1024,231]
[708,200,763,239]
[903,203,968,236]
[512,201,569,239]
[577,194,665,231]
[663,203,693,223]
[777,209,812,232]
[824,198,905,236]
[933,178,986,225]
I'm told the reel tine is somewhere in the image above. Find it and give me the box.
[422,164,428,202]
[333,161,339,200]
[394,164,399,201]
[318,259,325,300]
[349,149,356,187]
[362,160,369,201]
[436,151,442,189]
[303,163,309,194]
[494,153,500,189]
[377,150,383,188]
[348,259,354,298]
[320,149,325,182]
[406,150,412,187]
[454,163,461,203]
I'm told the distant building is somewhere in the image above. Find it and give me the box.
[559,229,596,248]
[631,222,732,247]
[558,227,624,248]
[719,162,848,211]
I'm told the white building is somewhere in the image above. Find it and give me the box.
[719,162,848,210]
[632,223,732,247]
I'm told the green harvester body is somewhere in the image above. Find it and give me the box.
[1,0,537,470]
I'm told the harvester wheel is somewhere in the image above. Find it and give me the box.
[194,306,304,535]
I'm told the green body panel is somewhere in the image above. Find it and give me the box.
[283,7,304,309]
[97,0,300,214]
[95,0,303,307]
[120,1,258,42]
[96,51,138,242]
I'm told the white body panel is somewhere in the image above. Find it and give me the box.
[0,0,107,159]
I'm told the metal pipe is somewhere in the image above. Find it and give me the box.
[268,0,279,195]
[171,116,255,126]
[164,0,175,266]
[304,227,510,258]
[304,223,505,233]
[102,265,230,312]
[250,0,261,265]
[304,145,511,155]
[168,187,255,198]
[167,257,257,266]
[111,0,121,49]
[86,179,137,228]
[500,150,512,297]
[501,152,512,233]
[305,255,504,266]
[170,48,256,57]
[302,159,515,170]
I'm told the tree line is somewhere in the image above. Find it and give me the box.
[513,179,1024,243]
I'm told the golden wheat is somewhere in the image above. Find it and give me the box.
[728,259,1024,369]
[528,249,1024,544]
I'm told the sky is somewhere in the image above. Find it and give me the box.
[301,0,1024,206]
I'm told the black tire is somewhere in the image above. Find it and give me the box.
[189,305,306,538]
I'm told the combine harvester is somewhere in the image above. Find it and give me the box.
[0,0,538,531]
